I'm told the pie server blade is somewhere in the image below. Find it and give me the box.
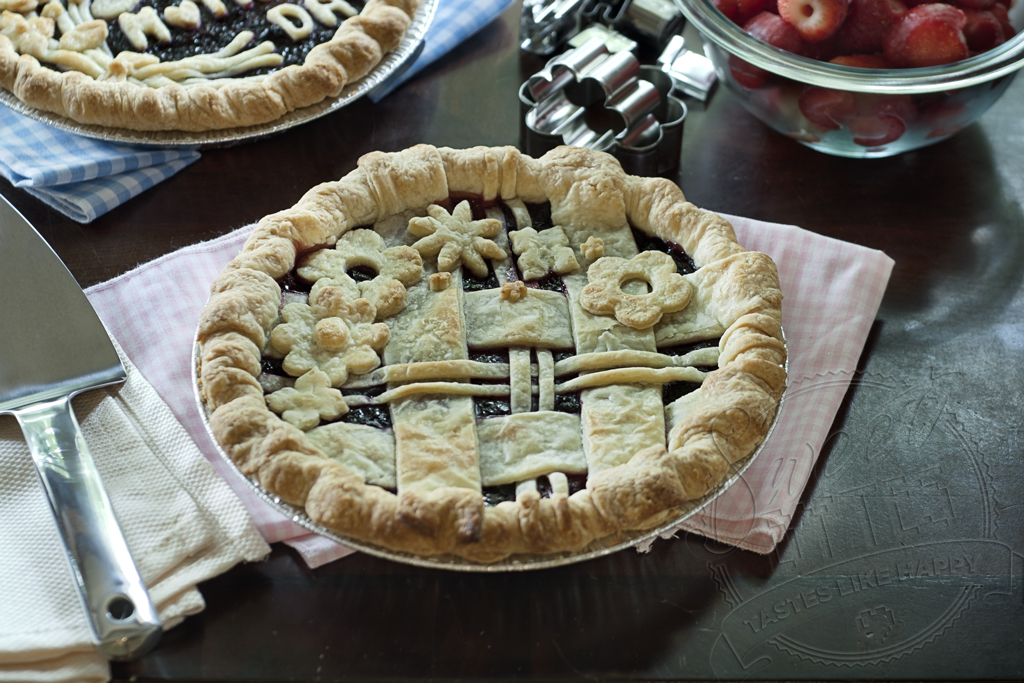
[0,195,161,660]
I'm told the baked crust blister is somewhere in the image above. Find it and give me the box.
[0,0,420,131]
[196,145,787,563]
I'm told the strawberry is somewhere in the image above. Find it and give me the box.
[835,0,908,53]
[729,55,770,88]
[744,11,807,51]
[989,5,1017,38]
[829,53,892,67]
[849,114,906,146]
[846,94,916,145]
[778,0,849,41]
[955,0,995,10]
[798,87,857,129]
[883,4,969,67]
[962,8,1008,51]
[872,94,918,122]
[714,0,776,24]
[921,100,967,138]
[799,35,840,59]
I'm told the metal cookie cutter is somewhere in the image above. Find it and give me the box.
[520,0,588,55]
[616,65,687,176]
[520,38,687,176]
[658,34,717,101]
[577,0,684,51]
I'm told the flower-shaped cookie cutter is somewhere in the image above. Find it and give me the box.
[520,37,688,176]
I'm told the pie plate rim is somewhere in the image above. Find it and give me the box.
[190,326,788,572]
[0,0,438,149]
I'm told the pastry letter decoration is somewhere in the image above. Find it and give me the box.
[200,0,227,17]
[57,19,107,50]
[163,0,201,29]
[267,3,313,40]
[118,6,171,50]
[302,0,355,26]
[89,0,136,20]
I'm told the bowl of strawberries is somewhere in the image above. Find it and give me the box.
[676,0,1024,156]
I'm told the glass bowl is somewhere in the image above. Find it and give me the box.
[675,0,1024,157]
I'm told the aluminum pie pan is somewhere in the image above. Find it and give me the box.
[192,330,787,572]
[0,0,436,149]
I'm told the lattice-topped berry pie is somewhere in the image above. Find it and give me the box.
[0,0,418,130]
[196,145,787,562]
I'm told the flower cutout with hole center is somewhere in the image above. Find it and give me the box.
[407,201,506,278]
[266,368,348,430]
[269,281,390,386]
[579,251,692,329]
[297,229,422,319]
[508,226,580,281]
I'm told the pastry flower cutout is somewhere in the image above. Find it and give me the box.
[298,229,423,319]
[579,251,692,329]
[500,280,528,302]
[407,201,506,278]
[508,226,580,281]
[269,281,390,386]
[266,368,348,430]
[580,236,605,262]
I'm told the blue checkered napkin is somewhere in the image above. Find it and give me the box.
[0,105,200,224]
[369,0,516,101]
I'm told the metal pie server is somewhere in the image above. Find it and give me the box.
[0,195,161,660]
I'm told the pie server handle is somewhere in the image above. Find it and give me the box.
[14,395,162,661]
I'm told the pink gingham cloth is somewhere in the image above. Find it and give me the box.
[86,229,355,568]
[85,215,893,564]
[670,214,894,553]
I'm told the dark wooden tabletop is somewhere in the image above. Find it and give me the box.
[3,3,1023,681]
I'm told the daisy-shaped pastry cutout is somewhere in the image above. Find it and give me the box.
[580,251,692,329]
[508,226,580,281]
[298,229,423,319]
[266,368,348,430]
[269,281,390,386]
[407,201,506,278]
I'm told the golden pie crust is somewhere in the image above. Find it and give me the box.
[195,144,787,562]
[0,0,418,131]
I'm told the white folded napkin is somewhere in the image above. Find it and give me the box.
[0,338,270,683]
[0,105,200,224]
[84,213,893,566]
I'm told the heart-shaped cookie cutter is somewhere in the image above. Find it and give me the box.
[520,37,687,176]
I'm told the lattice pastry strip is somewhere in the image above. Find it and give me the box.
[509,348,532,414]
[537,349,555,411]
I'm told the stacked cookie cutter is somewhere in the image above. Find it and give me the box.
[521,0,684,56]
[519,37,687,176]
